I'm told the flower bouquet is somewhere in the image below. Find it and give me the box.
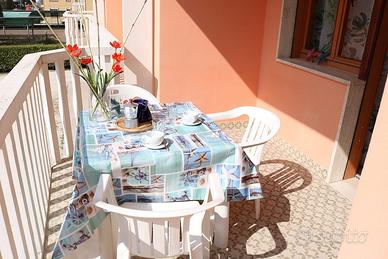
[29,0,148,121]
[65,41,124,121]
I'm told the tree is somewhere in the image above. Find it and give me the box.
[0,4,3,24]
[0,0,15,10]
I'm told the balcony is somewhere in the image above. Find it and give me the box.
[0,3,385,259]
[43,132,352,258]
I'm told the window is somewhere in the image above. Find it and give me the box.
[292,0,376,74]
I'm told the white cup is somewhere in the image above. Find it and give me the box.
[183,111,199,124]
[146,131,165,146]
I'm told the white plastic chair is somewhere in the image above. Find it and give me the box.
[104,84,160,104]
[208,106,280,219]
[93,173,224,259]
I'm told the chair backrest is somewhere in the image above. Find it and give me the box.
[93,173,223,258]
[208,106,280,166]
[103,84,159,104]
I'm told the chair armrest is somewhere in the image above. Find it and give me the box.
[94,198,224,220]
[207,107,246,121]
[239,133,276,148]
[93,172,224,219]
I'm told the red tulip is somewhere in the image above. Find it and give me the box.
[112,52,125,62]
[112,62,123,73]
[110,41,122,49]
[80,56,93,65]
[66,44,79,52]
[70,49,82,57]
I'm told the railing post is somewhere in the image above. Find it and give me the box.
[75,17,80,46]
[70,61,83,132]
[9,129,38,257]
[55,61,74,157]
[80,16,85,46]
[0,143,29,258]
[0,170,18,259]
[39,65,61,164]
[70,17,75,45]
[64,15,70,44]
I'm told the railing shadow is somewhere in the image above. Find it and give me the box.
[43,160,74,258]
[219,159,312,258]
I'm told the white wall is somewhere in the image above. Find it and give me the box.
[94,0,106,26]
[122,0,154,93]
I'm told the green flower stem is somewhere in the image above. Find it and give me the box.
[90,97,109,118]
[29,0,84,71]
[88,86,109,116]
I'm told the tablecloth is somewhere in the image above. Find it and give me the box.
[52,102,262,258]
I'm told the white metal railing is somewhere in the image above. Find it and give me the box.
[0,47,116,258]
[71,1,87,13]
[63,10,116,48]
[63,11,124,83]
[63,11,93,47]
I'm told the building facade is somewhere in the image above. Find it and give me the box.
[41,0,93,11]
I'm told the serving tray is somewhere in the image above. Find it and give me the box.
[116,117,153,133]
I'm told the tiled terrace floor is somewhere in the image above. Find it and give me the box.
[44,121,352,259]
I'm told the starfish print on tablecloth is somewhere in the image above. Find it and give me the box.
[186,149,196,160]
[194,152,209,167]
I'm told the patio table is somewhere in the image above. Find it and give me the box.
[52,102,263,259]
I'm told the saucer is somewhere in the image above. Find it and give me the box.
[182,119,202,126]
[145,139,167,149]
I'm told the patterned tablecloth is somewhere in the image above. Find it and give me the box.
[52,102,262,258]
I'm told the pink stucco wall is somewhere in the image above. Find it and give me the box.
[103,0,349,169]
[338,79,388,259]
[156,0,347,168]
[256,0,347,168]
[104,0,123,40]
[157,0,264,113]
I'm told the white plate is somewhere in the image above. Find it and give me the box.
[145,140,167,149]
[182,119,202,126]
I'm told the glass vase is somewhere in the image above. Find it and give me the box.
[89,95,110,122]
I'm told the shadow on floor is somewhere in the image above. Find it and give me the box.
[44,160,74,258]
[213,159,312,258]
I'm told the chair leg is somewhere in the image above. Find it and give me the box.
[117,242,130,259]
[213,201,229,248]
[189,211,210,259]
[98,215,114,259]
[255,199,260,220]
[189,235,204,259]
[117,219,130,259]
[202,210,212,259]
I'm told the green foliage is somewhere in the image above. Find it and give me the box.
[1,0,14,10]
[110,98,121,115]
[0,43,63,72]
[78,65,120,98]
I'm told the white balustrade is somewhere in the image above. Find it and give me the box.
[63,10,116,49]
[63,11,93,47]
[63,11,123,84]
[0,46,116,258]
